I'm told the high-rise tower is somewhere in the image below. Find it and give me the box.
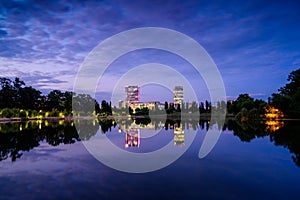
[174,86,184,107]
[125,86,140,104]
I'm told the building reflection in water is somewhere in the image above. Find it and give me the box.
[174,124,184,147]
[119,120,189,148]
[124,128,140,148]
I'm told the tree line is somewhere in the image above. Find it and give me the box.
[270,68,300,118]
[0,77,112,118]
[1,67,299,119]
[121,68,300,119]
[0,77,73,118]
[230,67,300,119]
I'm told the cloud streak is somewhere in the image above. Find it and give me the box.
[0,0,299,100]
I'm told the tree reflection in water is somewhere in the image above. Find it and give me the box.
[0,120,79,162]
[0,118,299,168]
[228,119,300,167]
[269,121,300,167]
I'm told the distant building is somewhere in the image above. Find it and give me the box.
[119,100,125,108]
[174,86,184,108]
[128,101,164,111]
[121,85,184,112]
[125,86,140,105]
[156,102,165,110]
[265,106,284,119]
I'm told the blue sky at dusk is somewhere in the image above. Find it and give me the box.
[0,0,300,103]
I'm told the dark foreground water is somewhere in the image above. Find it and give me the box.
[0,119,300,199]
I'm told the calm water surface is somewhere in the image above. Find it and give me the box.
[0,119,299,199]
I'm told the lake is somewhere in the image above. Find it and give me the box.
[0,118,299,199]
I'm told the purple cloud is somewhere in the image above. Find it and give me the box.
[0,0,299,101]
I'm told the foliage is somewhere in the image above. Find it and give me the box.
[99,100,112,115]
[229,94,266,121]
[231,94,254,114]
[270,68,300,118]
[1,108,16,118]
[135,117,151,126]
[98,118,116,133]
[133,107,149,116]
[278,68,300,97]
[270,121,300,167]
[166,103,176,114]
[0,77,104,118]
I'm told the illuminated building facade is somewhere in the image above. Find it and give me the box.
[121,85,167,110]
[265,106,284,119]
[174,86,184,108]
[265,106,284,132]
[128,101,164,111]
[118,100,125,108]
[125,86,140,104]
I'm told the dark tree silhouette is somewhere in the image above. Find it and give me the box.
[271,68,300,118]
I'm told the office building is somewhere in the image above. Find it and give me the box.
[125,86,140,104]
[174,86,184,107]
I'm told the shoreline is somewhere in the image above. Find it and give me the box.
[0,116,73,123]
[1,115,300,123]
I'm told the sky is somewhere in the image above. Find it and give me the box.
[0,0,300,104]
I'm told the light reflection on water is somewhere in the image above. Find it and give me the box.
[0,118,299,165]
[0,118,300,199]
